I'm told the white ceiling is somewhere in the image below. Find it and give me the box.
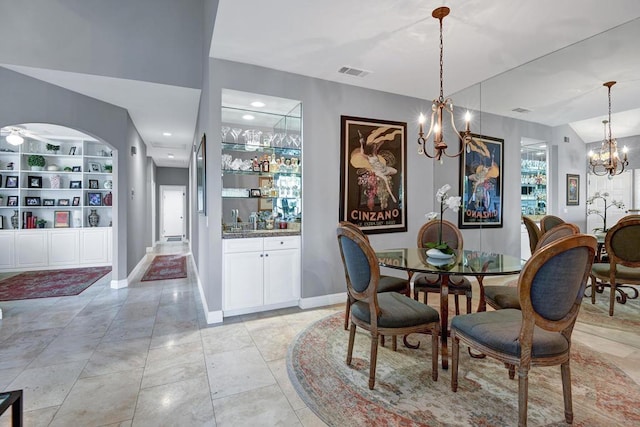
[5,1,640,167]
[213,0,640,144]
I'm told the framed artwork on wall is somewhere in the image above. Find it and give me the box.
[566,174,580,206]
[459,134,504,228]
[196,133,206,214]
[339,115,407,234]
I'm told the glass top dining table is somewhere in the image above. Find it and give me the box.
[375,248,525,369]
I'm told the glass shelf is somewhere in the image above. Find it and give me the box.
[221,142,301,156]
[222,169,301,177]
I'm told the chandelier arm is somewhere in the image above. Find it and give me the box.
[420,111,439,158]
[442,105,466,158]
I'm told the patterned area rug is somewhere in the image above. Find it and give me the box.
[0,267,111,301]
[141,255,187,281]
[288,312,640,427]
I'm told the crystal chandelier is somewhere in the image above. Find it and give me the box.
[417,7,472,162]
[588,81,628,177]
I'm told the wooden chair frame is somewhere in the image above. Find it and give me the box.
[590,218,640,316]
[452,235,596,426]
[338,221,410,330]
[412,219,472,315]
[540,214,565,234]
[522,216,542,254]
[337,226,440,389]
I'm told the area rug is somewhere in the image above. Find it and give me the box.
[141,255,187,281]
[288,312,640,426]
[0,267,111,301]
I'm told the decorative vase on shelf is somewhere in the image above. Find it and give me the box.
[11,210,19,229]
[104,179,112,189]
[88,209,100,227]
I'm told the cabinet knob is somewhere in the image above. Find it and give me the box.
[260,254,263,257]
[280,241,284,245]
[265,253,269,257]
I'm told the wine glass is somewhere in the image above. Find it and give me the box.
[221,126,231,142]
[230,128,242,143]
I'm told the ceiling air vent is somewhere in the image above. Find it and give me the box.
[338,66,371,78]
[512,107,531,113]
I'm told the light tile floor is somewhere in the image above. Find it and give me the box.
[0,244,638,426]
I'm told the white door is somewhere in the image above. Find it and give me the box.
[160,185,186,240]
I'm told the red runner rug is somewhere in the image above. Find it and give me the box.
[0,267,111,301]
[141,255,187,282]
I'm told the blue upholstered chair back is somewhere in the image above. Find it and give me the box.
[608,220,640,264]
[519,234,596,328]
[339,235,373,294]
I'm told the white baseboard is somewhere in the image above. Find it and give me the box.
[110,278,128,289]
[223,300,299,318]
[188,253,223,324]
[299,292,346,310]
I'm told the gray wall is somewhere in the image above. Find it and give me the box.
[192,58,562,314]
[0,0,203,89]
[156,167,190,240]
[0,66,152,281]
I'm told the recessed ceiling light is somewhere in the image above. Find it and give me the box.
[168,153,175,159]
[242,114,255,120]
[162,132,172,136]
[540,144,547,148]
[250,101,265,108]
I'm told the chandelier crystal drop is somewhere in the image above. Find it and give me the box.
[588,81,628,177]
[417,7,473,162]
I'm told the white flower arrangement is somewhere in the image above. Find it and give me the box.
[587,191,625,232]
[425,184,461,253]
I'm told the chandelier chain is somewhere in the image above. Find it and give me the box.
[607,85,612,141]
[439,16,444,102]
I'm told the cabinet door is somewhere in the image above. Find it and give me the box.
[223,251,264,311]
[15,231,48,268]
[49,230,80,266]
[0,232,15,269]
[80,228,109,264]
[263,247,300,305]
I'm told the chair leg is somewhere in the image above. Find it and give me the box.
[466,291,472,314]
[431,325,439,381]
[451,333,459,391]
[344,296,351,330]
[380,335,385,347]
[518,367,530,427]
[561,361,573,424]
[369,333,379,390]
[590,274,597,305]
[392,335,397,352]
[346,323,356,365]
[609,281,616,316]
[454,294,461,315]
[506,363,515,379]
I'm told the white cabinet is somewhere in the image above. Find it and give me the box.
[80,228,109,264]
[49,230,80,265]
[0,232,15,268]
[15,231,48,268]
[223,236,300,315]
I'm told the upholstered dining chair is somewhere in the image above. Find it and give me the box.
[338,221,410,330]
[451,234,597,427]
[484,223,580,311]
[540,214,565,233]
[522,216,542,255]
[336,225,440,390]
[412,219,472,315]
[590,218,640,316]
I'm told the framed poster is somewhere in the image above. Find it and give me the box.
[459,134,504,228]
[340,116,407,234]
[196,133,206,214]
[566,174,580,205]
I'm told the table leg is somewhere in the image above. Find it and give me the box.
[475,275,487,313]
[440,275,449,370]
[12,391,22,427]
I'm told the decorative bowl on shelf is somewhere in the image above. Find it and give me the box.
[47,165,60,171]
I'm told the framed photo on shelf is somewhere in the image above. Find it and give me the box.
[72,166,81,172]
[5,176,18,188]
[43,199,55,206]
[69,146,77,155]
[250,188,261,198]
[459,133,504,229]
[566,174,580,206]
[339,115,407,234]
[25,196,41,206]
[258,176,273,211]
[7,196,18,206]
[70,181,82,189]
[72,196,81,206]
[89,179,99,189]
[57,199,70,206]
[88,192,102,206]
[28,176,43,188]
[88,162,102,173]
[54,210,71,228]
